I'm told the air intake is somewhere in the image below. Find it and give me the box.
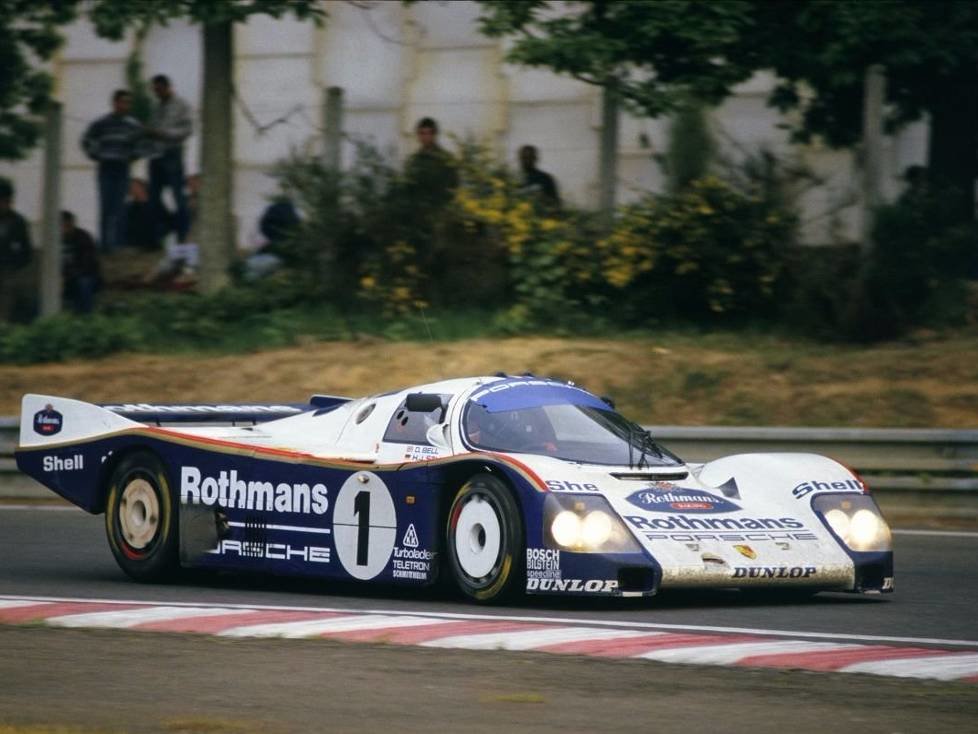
[611,472,689,481]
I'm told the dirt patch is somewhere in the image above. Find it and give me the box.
[0,626,975,734]
[2,332,976,426]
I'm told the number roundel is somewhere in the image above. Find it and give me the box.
[333,472,397,580]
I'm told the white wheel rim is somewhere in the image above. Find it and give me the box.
[119,478,160,550]
[454,495,503,580]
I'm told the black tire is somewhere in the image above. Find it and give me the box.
[104,450,179,582]
[445,473,524,603]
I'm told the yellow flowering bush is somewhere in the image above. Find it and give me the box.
[599,176,797,320]
[358,240,429,316]
[272,141,797,326]
[451,141,605,329]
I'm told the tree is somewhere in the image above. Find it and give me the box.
[477,1,978,225]
[87,0,326,292]
[753,1,978,225]
[477,0,759,117]
[0,0,77,160]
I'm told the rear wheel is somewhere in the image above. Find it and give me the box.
[105,450,179,582]
[445,474,524,603]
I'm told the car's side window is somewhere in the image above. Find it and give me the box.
[382,396,447,445]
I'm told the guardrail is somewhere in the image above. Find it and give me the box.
[644,425,978,493]
[0,416,18,479]
[2,416,976,496]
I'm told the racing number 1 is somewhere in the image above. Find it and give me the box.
[354,490,370,566]
[334,472,396,581]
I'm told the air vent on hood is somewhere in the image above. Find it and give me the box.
[611,472,689,481]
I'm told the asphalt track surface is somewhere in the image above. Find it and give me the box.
[2,507,977,734]
[1,506,976,644]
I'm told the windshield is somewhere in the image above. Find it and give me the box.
[463,400,682,467]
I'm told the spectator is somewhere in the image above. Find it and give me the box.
[242,197,300,280]
[518,145,560,208]
[260,198,301,253]
[81,89,144,252]
[125,178,163,249]
[144,240,199,290]
[146,75,193,244]
[0,178,33,321]
[404,117,458,208]
[61,211,101,314]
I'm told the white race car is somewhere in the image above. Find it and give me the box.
[16,375,893,603]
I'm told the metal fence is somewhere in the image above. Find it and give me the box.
[3,415,977,498]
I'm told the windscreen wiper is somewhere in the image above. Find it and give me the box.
[627,424,635,470]
[632,423,664,468]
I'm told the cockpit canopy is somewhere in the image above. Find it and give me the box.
[463,378,682,467]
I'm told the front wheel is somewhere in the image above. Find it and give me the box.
[105,450,179,582]
[445,474,524,603]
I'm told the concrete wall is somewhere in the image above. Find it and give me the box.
[0,0,927,248]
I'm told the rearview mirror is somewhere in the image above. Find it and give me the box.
[426,423,450,450]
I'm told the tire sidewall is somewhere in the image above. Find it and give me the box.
[446,474,524,603]
[105,450,178,581]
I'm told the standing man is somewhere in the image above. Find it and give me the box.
[0,178,34,321]
[405,117,458,208]
[146,74,193,244]
[518,145,560,208]
[81,89,143,252]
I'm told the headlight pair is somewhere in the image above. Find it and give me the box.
[544,494,640,553]
[813,494,892,552]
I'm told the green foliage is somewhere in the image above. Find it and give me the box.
[600,176,797,322]
[853,189,977,339]
[272,139,801,331]
[0,0,77,160]
[477,0,978,223]
[270,143,391,300]
[88,0,325,39]
[779,244,862,339]
[753,1,978,146]
[476,1,758,117]
[0,314,142,363]
[478,0,978,148]
[781,187,977,341]
[272,139,502,319]
[746,1,978,224]
[451,140,604,330]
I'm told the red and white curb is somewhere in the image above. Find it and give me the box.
[2,596,977,683]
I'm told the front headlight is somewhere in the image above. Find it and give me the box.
[814,494,892,552]
[544,495,640,553]
[581,511,614,547]
[551,510,582,547]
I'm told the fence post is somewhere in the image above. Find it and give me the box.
[39,101,63,317]
[598,82,620,229]
[860,64,886,254]
[322,86,344,170]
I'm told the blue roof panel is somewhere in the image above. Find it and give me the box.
[468,378,607,413]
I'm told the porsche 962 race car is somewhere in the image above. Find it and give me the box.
[16,376,894,603]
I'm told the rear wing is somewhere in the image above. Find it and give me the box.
[99,402,309,425]
[19,393,350,448]
[100,393,350,424]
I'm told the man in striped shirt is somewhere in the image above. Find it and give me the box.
[81,90,144,252]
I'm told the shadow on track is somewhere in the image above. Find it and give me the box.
[108,564,888,616]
